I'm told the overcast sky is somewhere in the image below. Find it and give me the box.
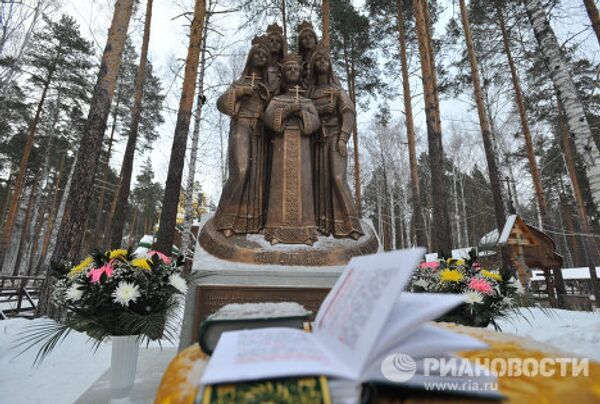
[57,0,599,207]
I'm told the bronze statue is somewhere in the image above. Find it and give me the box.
[307,45,362,239]
[200,24,379,264]
[266,23,285,94]
[213,36,272,237]
[297,21,318,87]
[263,53,321,245]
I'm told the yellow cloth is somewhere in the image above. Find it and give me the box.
[155,324,600,403]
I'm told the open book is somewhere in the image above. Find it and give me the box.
[200,249,499,398]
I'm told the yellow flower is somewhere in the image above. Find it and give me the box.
[440,269,464,282]
[69,256,93,276]
[481,269,502,281]
[131,258,151,270]
[108,249,128,261]
[447,258,465,266]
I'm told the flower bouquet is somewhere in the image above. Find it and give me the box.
[408,250,518,330]
[21,248,188,364]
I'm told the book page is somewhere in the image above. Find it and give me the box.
[313,248,425,375]
[372,324,489,363]
[368,293,466,361]
[200,328,354,385]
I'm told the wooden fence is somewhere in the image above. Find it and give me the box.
[0,275,45,319]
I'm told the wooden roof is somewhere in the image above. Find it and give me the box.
[498,215,563,270]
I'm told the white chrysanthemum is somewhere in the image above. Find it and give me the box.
[169,274,188,294]
[112,281,141,306]
[508,277,525,295]
[462,291,483,304]
[65,284,84,302]
[413,279,429,289]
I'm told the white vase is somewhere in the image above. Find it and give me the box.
[110,335,140,399]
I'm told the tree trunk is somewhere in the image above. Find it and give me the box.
[280,0,287,51]
[95,103,120,248]
[459,174,469,245]
[558,103,600,306]
[525,0,600,208]
[12,179,37,276]
[452,164,462,247]
[154,0,206,255]
[35,152,77,314]
[583,0,600,46]
[0,168,13,225]
[19,96,62,277]
[37,0,135,318]
[556,186,574,268]
[397,0,426,247]
[51,0,135,266]
[412,0,452,255]
[459,0,506,237]
[109,0,154,249]
[497,2,548,226]
[181,11,210,261]
[322,0,331,48]
[0,0,43,95]
[38,153,65,269]
[341,38,362,217]
[0,67,53,269]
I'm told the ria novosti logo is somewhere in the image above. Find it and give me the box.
[381,353,417,382]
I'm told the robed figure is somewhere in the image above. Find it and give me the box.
[308,45,363,239]
[264,54,321,245]
[214,36,272,237]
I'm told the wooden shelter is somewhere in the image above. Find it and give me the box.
[498,215,566,308]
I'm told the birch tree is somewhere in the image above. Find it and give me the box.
[524,0,600,209]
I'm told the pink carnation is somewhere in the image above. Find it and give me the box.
[468,278,493,295]
[419,261,440,270]
[148,250,171,265]
[88,263,114,284]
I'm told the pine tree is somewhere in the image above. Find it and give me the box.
[131,158,163,237]
[37,0,136,318]
[0,15,93,269]
[155,0,206,254]
[109,0,155,249]
[583,0,600,46]
[330,0,385,217]
[412,0,452,255]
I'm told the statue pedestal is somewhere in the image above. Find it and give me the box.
[178,239,346,350]
[178,215,381,350]
[199,216,379,266]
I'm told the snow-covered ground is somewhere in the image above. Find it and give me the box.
[0,306,183,404]
[490,307,600,361]
[0,307,598,403]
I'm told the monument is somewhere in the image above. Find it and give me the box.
[181,22,379,349]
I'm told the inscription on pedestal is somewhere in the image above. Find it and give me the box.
[192,284,331,342]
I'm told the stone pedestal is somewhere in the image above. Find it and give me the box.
[178,216,381,350]
[178,241,345,350]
